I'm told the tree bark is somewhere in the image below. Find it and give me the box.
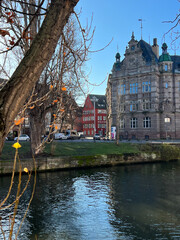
[0,0,79,153]
[29,112,44,155]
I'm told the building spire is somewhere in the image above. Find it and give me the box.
[131,31,135,40]
[138,18,144,40]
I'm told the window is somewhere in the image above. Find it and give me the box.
[142,81,151,92]
[130,101,138,111]
[120,119,125,129]
[118,84,126,95]
[164,117,171,123]
[103,116,106,121]
[119,104,125,112]
[98,104,105,108]
[98,116,102,120]
[165,82,168,88]
[130,83,138,94]
[143,117,151,128]
[131,118,138,128]
[142,99,151,110]
[99,109,107,114]
[165,64,168,71]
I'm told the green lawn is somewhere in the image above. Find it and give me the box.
[1,141,139,160]
[44,141,139,157]
[1,141,32,160]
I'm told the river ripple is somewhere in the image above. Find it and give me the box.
[0,161,180,239]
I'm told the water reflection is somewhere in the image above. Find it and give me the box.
[0,161,180,239]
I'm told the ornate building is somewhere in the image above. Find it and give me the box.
[106,33,180,140]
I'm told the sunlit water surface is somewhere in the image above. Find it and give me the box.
[0,161,180,240]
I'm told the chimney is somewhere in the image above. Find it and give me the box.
[152,38,159,58]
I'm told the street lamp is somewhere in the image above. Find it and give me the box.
[91,96,98,135]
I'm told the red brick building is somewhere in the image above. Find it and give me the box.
[83,94,107,137]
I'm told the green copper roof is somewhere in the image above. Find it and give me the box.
[159,53,172,62]
[116,52,120,59]
[159,42,172,62]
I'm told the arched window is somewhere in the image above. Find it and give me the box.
[143,117,151,128]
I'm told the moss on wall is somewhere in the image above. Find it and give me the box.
[75,155,99,166]
[139,143,180,161]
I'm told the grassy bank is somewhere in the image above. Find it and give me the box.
[2,141,180,162]
[1,141,139,160]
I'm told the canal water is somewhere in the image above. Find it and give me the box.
[0,161,180,240]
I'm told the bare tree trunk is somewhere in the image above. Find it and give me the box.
[0,0,79,154]
[29,113,43,155]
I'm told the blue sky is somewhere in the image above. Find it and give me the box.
[76,0,180,97]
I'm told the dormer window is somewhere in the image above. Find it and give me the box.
[131,45,135,51]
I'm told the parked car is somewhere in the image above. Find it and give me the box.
[66,130,80,140]
[93,133,101,140]
[79,134,86,139]
[14,134,30,141]
[54,133,68,140]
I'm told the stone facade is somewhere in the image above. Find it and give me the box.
[106,33,180,140]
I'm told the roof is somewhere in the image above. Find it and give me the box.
[112,52,121,71]
[159,42,172,62]
[112,37,180,73]
[113,61,121,71]
[116,52,120,59]
[138,40,158,64]
[112,39,158,72]
[89,94,106,109]
[159,53,172,62]
[171,55,180,73]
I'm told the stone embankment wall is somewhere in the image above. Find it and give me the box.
[0,149,179,175]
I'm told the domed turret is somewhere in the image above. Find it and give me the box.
[112,52,121,72]
[116,52,120,62]
[159,43,172,62]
